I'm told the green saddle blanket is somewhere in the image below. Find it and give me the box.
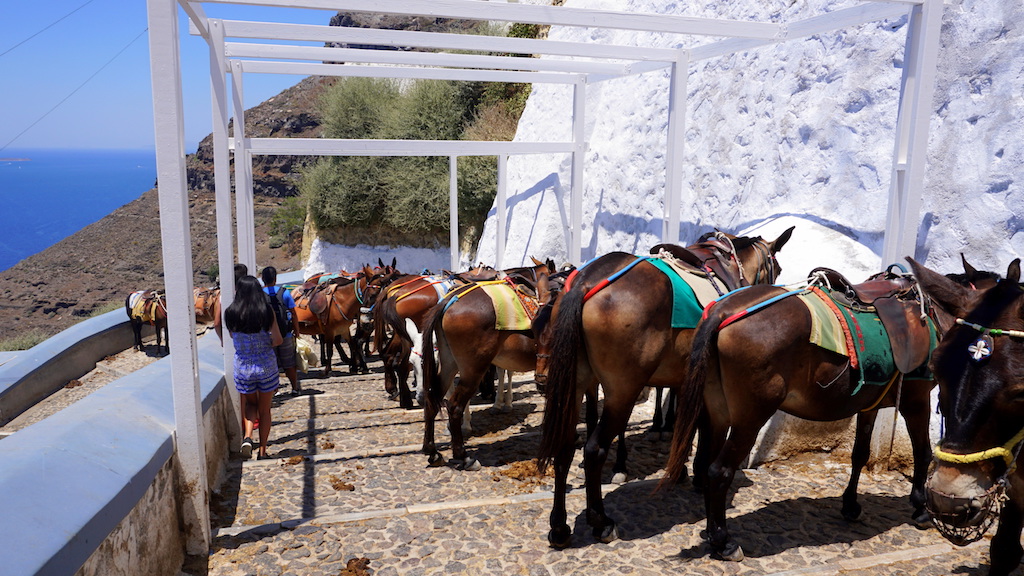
[647,258,704,329]
[800,289,896,393]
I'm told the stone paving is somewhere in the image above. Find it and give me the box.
[201,348,997,576]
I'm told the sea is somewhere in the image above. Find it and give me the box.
[0,148,157,273]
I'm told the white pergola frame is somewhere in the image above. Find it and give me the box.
[146,0,943,553]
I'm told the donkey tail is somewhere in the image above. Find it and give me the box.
[537,287,586,472]
[372,292,394,354]
[662,306,720,488]
[420,299,447,415]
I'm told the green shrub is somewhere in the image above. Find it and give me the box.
[0,328,49,351]
[303,22,537,246]
[270,196,308,240]
[90,302,124,318]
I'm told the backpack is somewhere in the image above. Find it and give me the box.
[266,287,292,336]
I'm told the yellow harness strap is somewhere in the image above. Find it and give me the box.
[934,426,1024,467]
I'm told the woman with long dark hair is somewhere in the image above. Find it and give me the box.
[224,275,283,459]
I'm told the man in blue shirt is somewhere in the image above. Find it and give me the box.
[261,266,303,395]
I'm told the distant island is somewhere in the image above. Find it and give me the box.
[0,158,31,162]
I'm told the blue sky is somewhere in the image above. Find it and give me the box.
[0,1,337,152]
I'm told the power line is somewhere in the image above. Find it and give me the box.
[0,0,99,59]
[0,27,148,154]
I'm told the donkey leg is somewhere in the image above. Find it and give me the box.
[320,337,332,378]
[842,411,878,522]
[479,365,496,403]
[989,500,1024,576]
[347,334,369,374]
[706,423,762,562]
[899,384,935,527]
[652,387,665,433]
[395,342,414,409]
[583,398,632,543]
[610,432,628,485]
[422,382,445,467]
[548,437,576,549]
[447,375,482,471]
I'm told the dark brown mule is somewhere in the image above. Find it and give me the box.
[417,268,567,470]
[373,272,470,408]
[193,287,220,324]
[660,261,992,562]
[353,257,399,358]
[374,258,556,409]
[293,265,390,376]
[125,290,168,354]
[911,258,1024,576]
[536,228,794,549]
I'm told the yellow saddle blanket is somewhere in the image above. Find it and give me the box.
[478,282,538,331]
[129,291,160,323]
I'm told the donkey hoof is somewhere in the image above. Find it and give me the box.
[911,509,932,529]
[841,502,863,522]
[595,522,619,544]
[456,458,481,471]
[427,453,446,467]
[610,472,627,485]
[548,525,572,549]
[712,542,744,562]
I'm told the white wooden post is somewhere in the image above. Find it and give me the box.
[496,154,507,270]
[570,78,586,264]
[881,0,943,267]
[230,60,257,272]
[663,51,689,245]
[874,0,943,466]
[208,18,241,446]
[146,0,210,554]
[449,155,459,270]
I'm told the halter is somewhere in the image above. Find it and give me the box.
[928,317,1024,544]
[933,317,1024,467]
[929,427,1024,545]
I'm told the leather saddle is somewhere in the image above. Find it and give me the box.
[650,238,746,292]
[809,267,931,374]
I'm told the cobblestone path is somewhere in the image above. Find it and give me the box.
[203,354,994,576]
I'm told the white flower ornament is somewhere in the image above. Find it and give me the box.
[968,337,993,362]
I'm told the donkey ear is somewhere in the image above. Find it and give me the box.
[769,226,795,254]
[908,257,972,318]
[1007,258,1021,284]
[531,256,544,266]
[960,253,979,277]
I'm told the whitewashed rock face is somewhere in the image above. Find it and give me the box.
[473,0,1024,277]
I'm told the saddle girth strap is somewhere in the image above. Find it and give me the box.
[582,257,648,302]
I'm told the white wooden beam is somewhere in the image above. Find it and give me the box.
[230,60,257,270]
[246,137,575,156]
[691,2,911,61]
[239,60,581,84]
[178,0,210,39]
[147,0,210,555]
[663,52,689,246]
[216,19,680,62]
[207,18,242,449]
[881,0,943,266]
[570,78,586,265]
[224,42,631,75]
[449,156,459,270]
[199,0,781,39]
[496,154,507,270]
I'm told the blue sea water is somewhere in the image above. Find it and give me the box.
[0,148,156,273]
